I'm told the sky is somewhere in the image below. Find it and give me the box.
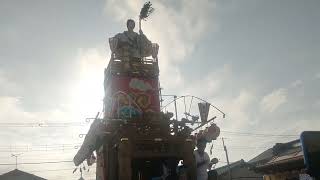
[1,0,320,179]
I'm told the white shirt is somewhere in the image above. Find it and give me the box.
[194,150,210,180]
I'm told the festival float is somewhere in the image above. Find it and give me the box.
[73,2,225,180]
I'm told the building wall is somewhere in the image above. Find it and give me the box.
[263,172,314,180]
[218,167,263,180]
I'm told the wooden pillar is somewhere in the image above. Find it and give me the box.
[118,139,132,180]
[182,140,197,180]
[96,146,106,180]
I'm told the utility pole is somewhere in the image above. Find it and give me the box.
[174,95,178,121]
[222,138,232,180]
[11,153,22,169]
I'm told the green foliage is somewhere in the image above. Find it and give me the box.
[139,1,154,21]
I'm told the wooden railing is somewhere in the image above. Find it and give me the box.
[105,57,159,79]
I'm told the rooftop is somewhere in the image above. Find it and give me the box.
[249,139,304,172]
[215,159,246,175]
[0,169,46,180]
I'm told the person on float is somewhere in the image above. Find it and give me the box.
[194,138,215,180]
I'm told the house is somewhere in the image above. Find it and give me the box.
[0,169,46,180]
[249,139,313,180]
[209,159,263,180]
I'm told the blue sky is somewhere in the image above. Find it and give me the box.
[1,0,320,179]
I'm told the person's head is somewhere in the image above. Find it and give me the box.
[197,138,207,153]
[126,19,135,31]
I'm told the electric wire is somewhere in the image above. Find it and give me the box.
[29,168,96,173]
[29,168,76,173]
[0,160,73,166]
[220,130,298,137]
[0,122,89,127]
[0,143,82,152]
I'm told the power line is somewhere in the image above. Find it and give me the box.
[0,122,89,128]
[0,148,78,153]
[220,130,298,138]
[217,136,296,140]
[0,160,73,166]
[0,143,81,148]
[0,122,299,138]
[0,155,78,162]
[29,168,75,173]
[213,146,269,150]
[0,144,82,153]
[29,168,96,173]
[0,143,81,149]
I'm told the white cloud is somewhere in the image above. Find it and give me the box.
[0,96,34,122]
[260,88,288,112]
[315,72,320,79]
[0,95,92,178]
[0,48,107,178]
[178,64,258,130]
[222,90,257,128]
[290,79,302,88]
[184,64,232,97]
[0,70,19,95]
[0,47,107,123]
[313,99,320,108]
[182,63,257,130]
[64,47,107,118]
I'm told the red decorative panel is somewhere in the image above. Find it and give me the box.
[104,76,160,118]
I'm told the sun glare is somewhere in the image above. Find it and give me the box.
[69,49,106,120]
